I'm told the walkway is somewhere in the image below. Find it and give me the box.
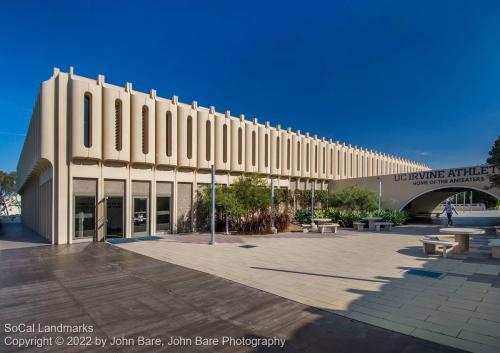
[0,224,462,353]
[116,226,500,353]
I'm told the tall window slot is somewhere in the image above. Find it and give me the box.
[187,115,193,159]
[265,133,269,167]
[238,127,243,164]
[276,137,280,169]
[114,99,122,151]
[287,139,290,170]
[166,111,172,157]
[323,147,326,173]
[252,131,256,166]
[142,106,149,154]
[222,124,228,163]
[206,120,211,162]
[84,93,92,148]
[297,141,300,170]
[306,144,310,172]
[315,146,318,173]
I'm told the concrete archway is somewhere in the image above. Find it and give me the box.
[399,186,500,216]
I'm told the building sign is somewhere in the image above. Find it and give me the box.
[393,165,498,186]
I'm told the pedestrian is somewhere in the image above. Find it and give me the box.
[441,200,458,226]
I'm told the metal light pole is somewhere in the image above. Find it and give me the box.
[311,180,316,220]
[378,178,382,210]
[210,164,216,245]
[271,178,277,234]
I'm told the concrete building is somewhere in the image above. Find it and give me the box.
[16,68,429,244]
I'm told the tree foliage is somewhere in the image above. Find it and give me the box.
[200,175,290,233]
[329,186,378,211]
[0,171,19,216]
[487,136,500,187]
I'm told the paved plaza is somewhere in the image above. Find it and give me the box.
[116,226,500,353]
[0,224,462,353]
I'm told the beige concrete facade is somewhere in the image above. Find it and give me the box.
[17,68,429,244]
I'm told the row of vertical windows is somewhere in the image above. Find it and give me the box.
[287,139,291,170]
[82,95,419,173]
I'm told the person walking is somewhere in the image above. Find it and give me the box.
[442,200,458,226]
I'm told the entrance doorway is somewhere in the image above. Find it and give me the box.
[156,196,171,233]
[106,196,124,238]
[133,196,149,236]
[74,195,96,239]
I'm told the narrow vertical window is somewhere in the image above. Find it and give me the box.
[344,152,347,176]
[84,93,92,148]
[315,146,318,173]
[252,131,256,166]
[238,127,242,164]
[187,115,192,159]
[287,139,290,170]
[276,137,280,169]
[330,148,333,174]
[350,154,353,176]
[222,124,227,163]
[337,151,340,175]
[265,133,269,167]
[306,144,310,172]
[323,147,326,173]
[206,120,211,162]
[297,141,300,170]
[166,111,172,157]
[356,155,359,176]
[114,99,122,151]
[142,106,149,154]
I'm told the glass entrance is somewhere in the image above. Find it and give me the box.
[74,196,96,239]
[106,196,124,238]
[133,196,149,236]
[156,196,171,233]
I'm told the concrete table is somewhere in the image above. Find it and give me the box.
[361,217,383,231]
[312,218,332,232]
[439,227,485,254]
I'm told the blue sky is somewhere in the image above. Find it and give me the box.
[0,0,499,172]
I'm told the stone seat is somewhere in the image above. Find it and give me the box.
[317,223,339,234]
[489,239,500,259]
[374,222,393,232]
[353,222,365,231]
[420,238,458,258]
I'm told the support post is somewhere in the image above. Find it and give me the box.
[271,178,277,234]
[378,178,382,210]
[311,180,316,221]
[210,165,216,245]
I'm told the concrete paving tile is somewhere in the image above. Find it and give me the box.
[346,311,415,335]
[464,318,500,339]
[386,313,460,337]
[459,329,500,350]
[412,329,493,353]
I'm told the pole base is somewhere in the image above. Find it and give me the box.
[209,241,217,245]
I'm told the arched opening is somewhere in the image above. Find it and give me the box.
[401,186,500,226]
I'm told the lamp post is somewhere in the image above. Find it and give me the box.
[210,164,216,245]
[271,178,277,234]
[378,178,382,210]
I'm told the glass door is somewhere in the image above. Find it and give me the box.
[74,195,96,239]
[106,196,124,238]
[133,196,149,236]
[156,196,171,233]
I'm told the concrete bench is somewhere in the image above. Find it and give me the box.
[302,224,313,233]
[318,223,339,234]
[420,239,458,258]
[374,222,393,232]
[489,239,500,259]
[353,222,365,231]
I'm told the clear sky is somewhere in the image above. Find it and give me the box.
[0,0,499,172]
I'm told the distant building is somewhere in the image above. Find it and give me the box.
[16,68,429,244]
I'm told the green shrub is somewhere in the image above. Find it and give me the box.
[330,186,377,211]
